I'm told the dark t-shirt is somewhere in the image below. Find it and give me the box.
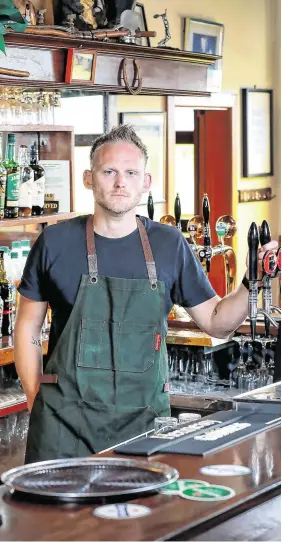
[18,215,216,358]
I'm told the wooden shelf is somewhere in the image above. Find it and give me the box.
[0,212,76,228]
[0,335,48,366]
[0,125,73,132]
[0,400,27,418]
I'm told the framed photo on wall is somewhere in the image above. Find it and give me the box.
[65,49,96,84]
[183,18,224,91]
[119,112,166,203]
[242,88,274,177]
[134,2,151,47]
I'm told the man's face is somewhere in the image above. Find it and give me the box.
[85,141,151,215]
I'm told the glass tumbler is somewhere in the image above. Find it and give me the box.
[154,416,177,435]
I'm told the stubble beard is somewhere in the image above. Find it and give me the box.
[94,190,143,216]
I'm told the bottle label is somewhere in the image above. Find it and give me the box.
[18,179,33,208]
[6,172,20,205]
[0,173,6,217]
[32,176,45,207]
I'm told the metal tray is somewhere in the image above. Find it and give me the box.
[1,457,179,500]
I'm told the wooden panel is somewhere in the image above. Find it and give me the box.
[0,212,76,229]
[0,34,217,95]
[195,109,233,297]
[0,427,279,540]
[94,54,209,95]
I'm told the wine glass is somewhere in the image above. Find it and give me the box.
[232,335,247,393]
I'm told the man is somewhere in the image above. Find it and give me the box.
[14,125,277,463]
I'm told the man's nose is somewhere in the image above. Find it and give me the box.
[114,173,126,187]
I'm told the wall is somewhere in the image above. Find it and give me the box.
[117,0,281,297]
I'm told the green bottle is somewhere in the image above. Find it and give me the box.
[3,133,20,219]
[0,134,7,220]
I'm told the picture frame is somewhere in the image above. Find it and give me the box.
[134,2,151,47]
[119,112,166,203]
[242,88,274,177]
[183,18,224,91]
[65,49,97,84]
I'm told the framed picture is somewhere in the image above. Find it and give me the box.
[134,2,151,47]
[183,18,224,91]
[119,112,166,203]
[242,89,274,177]
[65,49,96,84]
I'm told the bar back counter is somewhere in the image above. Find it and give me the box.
[0,384,280,541]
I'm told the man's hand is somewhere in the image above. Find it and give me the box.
[246,240,279,281]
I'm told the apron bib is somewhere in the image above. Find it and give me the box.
[25,215,170,463]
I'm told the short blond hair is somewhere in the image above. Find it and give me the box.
[90,125,148,166]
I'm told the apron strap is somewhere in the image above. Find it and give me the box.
[86,214,98,282]
[136,217,158,288]
[86,214,157,287]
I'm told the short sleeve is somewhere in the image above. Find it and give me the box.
[18,231,50,302]
[171,235,216,307]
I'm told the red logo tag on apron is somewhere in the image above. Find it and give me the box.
[155,334,161,351]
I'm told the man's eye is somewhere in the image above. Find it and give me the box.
[127,171,137,177]
[104,170,115,176]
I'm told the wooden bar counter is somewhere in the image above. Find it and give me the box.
[0,426,280,541]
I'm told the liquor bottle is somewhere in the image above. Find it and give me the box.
[30,142,45,216]
[0,134,7,220]
[18,145,34,217]
[3,134,20,219]
[0,249,13,335]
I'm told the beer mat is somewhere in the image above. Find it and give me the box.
[114,410,252,457]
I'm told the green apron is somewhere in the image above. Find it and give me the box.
[25,215,170,463]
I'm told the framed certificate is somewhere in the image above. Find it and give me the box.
[242,88,274,178]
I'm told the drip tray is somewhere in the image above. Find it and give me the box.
[1,457,178,501]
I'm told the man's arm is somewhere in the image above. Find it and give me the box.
[186,239,278,339]
[14,294,47,412]
[186,282,249,339]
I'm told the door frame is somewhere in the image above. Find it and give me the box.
[166,94,239,240]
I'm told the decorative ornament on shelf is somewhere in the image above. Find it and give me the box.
[153,9,171,47]
[0,0,27,54]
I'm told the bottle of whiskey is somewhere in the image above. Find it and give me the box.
[0,133,7,220]
[0,249,13,335]
[3,134,20,219]
[30,142,45,216]
[18,145,34,217]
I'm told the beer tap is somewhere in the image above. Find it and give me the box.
[174,193,182,231]
[186,194,237,294]
[259,220,275,337]
[247,222,279,341]
[147,191,154,220]
[198,194,212,273]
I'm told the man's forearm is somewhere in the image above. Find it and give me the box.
[14,323,43,411]
[210,283,249,338]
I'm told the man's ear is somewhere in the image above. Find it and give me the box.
[83,170,93,190]
[143,173,152,192]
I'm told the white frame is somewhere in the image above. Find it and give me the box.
[184,18,224,92]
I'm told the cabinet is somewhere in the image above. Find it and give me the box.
[0,124,75,416]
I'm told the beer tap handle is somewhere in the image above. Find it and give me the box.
[174,194,181,231]
[259,220,275,337]
[248,222,259,341]
[202,194,212,273]
[259,219,271,246]
[147,191,154,220]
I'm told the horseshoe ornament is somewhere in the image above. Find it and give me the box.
[121,58,143,95]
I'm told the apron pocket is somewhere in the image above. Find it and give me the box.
[77,319,158,373]
[116,323,157,372]
[77,318,113,370]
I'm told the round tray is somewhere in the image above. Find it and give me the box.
[1,457,179,500]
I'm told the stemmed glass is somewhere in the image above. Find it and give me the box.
[232,335,247,393]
